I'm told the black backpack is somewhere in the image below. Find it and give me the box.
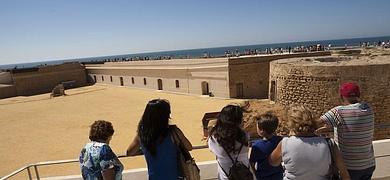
[218,144,253,180]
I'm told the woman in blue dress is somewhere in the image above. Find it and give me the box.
[127,99,192,180]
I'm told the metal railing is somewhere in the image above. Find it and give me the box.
[0,145,208,180]
[1,144,389,180]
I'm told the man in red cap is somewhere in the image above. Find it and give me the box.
[317,82,375,180]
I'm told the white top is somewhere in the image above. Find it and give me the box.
[208,136,250,180]
[282,136,331,180]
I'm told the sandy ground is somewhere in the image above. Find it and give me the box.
[0,84,243,178]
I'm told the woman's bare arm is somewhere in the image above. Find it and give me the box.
[333,145,351,180]
[269,141,282,167]
[126,136,142,156]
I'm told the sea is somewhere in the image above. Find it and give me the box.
[1,36,389,70]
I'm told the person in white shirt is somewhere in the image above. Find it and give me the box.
[208,104,253,180]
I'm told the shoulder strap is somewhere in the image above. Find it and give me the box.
[217,143,244,177]
[216,158,230,177]
[169,125,181,146]
[220,142,244,164]
[235,143,244,162]
[326,138,336,164]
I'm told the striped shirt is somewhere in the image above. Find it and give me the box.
[320,102,375,170]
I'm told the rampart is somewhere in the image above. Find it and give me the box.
[87,52,331,99]
[86,58,230,97]
[228,51,330,98]
[0,72,16,98]
[270,54,390,139]
[5,63,87,97]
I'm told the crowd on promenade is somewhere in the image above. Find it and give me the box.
[49,39,390,68]
[223,44,327,57]
[360,40,390,48]
[79,82,375,180]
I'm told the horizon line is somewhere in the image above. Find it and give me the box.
[1,34,390,66]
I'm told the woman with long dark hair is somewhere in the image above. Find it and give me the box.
[208,104,252,179]
[127,99,192,180]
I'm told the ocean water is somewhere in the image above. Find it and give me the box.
[1,36,389,70]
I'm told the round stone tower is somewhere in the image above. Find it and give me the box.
[269,48,390,139]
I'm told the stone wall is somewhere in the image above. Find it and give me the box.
[228,58,270,98]
[228,51,331,99]
[11,63,87,96]
[270,62,390,139]
[87,52,331,99]
[0,85,16,99]
[0,72,13,84]
[0,72,16,98]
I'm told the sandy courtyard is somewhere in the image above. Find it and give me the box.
[0,84,241,178]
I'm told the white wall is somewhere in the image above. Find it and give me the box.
[41,139,390,180]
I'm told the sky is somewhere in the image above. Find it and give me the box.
[0,0,390,65]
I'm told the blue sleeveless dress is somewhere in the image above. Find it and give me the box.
[141,134,179,180]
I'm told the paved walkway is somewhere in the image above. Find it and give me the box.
[372,139,390,180]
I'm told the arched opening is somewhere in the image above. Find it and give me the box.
[175,80,180,88]
[157,79,163,90]
[101,76,104,81]
[93,75,97,82]
[201,81,209,95]
[110,76,113,82]
[143,78,147,85]
[120,77,124,86]
[131,77,135,84]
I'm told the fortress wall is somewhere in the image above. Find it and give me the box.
[89,68,190,94]
[11,63,87,96]
[0,85,16,99]
[0,72,13,84]
[228,51,331,99]
[87,66,230,97]
[270,62,390,139]
[228,60,270,98]
[187,76,229,98]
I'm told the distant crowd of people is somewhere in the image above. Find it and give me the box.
[93,39,389,63]
[5,39,389,71]
[79,39,390,66]
[78,82,376,180]
[360,40,390,48]
[223,44,327,57]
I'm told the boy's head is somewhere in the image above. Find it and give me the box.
[255,112,279,137]
[89,120,114,143]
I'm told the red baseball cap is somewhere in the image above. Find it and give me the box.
[339,82,360,97]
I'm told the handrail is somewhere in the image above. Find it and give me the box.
[1,144,389,180]
[0,144,208,180]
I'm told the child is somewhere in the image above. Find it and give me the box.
[250,113,283,180]
[79,120,123,180]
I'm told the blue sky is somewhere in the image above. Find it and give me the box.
[0,0,390,65]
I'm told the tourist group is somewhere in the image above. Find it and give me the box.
[79,82,375,180]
